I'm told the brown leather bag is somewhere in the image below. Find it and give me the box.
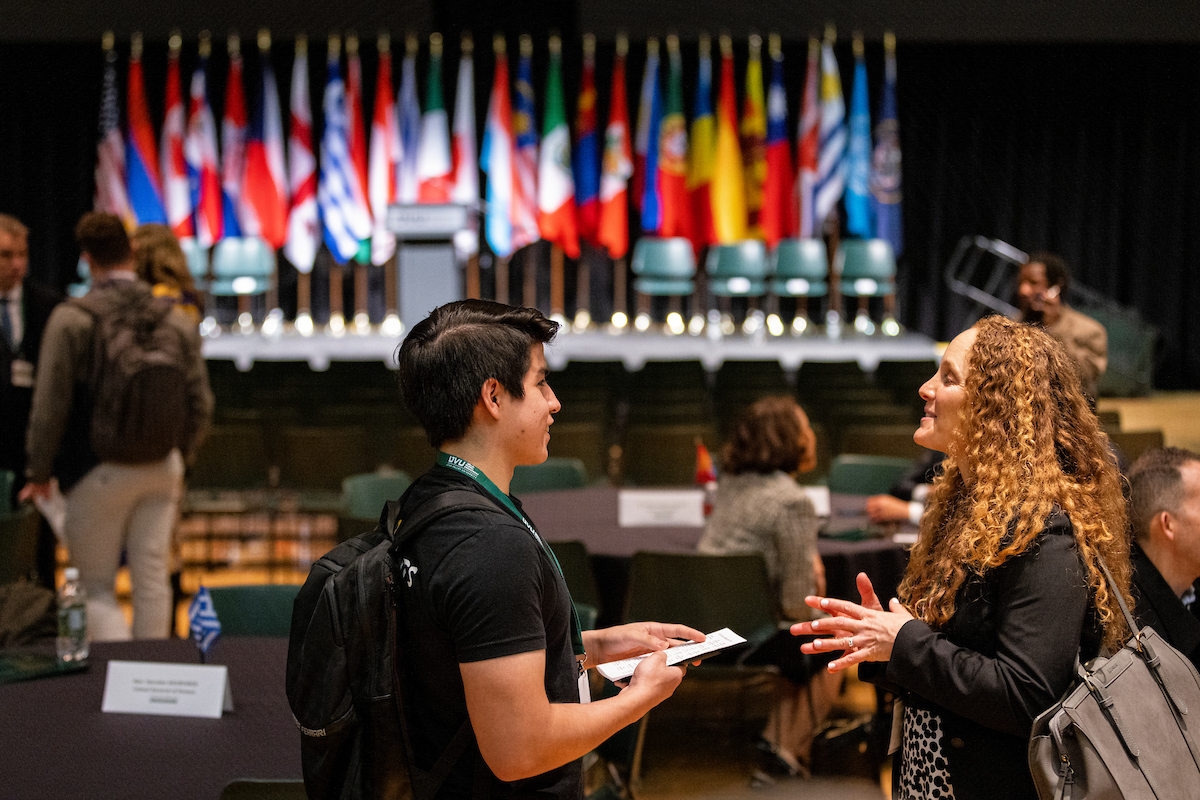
[1028,561,1200,799]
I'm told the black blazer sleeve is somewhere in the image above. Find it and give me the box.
[878,523,1089,738]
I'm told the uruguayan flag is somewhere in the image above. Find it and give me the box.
[814,39,846,229]
[318,50,373,263]
[188,586,222,654]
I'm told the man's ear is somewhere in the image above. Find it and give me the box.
[1159,510,1178,543]
[477,377,503,421]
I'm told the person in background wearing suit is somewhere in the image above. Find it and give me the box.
[792,316,1131,800]
[0,213,62,587]
[1128,447,1200,673]
[1015,252,1107,400]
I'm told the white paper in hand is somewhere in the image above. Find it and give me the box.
[595,628,747,683]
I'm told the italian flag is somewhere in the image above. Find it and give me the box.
[536,38,580,258]
[417,40,453,203]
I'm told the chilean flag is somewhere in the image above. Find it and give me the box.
[221,43,246,238]
[573,41,600,246]
[241,42,288,249]
[480,38,515,258]
[596,39,632,260]
[761,45,796,248]
[161,44,193,238]
[186,54,223,247]
[368,41,400,265]
[125,40,166,225]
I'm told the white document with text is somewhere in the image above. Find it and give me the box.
[596,628,747,683]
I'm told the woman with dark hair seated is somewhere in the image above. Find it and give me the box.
[792,316,1131,800]
[698,395,833,777]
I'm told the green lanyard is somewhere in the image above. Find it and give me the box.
[436,451,586,661]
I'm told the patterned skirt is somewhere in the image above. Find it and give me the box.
[897,703,956,799]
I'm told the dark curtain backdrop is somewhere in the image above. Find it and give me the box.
[1,39,1197,387]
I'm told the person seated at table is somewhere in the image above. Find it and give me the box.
[793,316,1130,800]
[865,450,945,526]
[698,395,835,777]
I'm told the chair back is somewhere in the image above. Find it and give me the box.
[211,236,276,296]
[630,237,697,297]
[770,238,828,296]
[624,551,778,649]
[705,241,769,298]
[0,470,12,515]
[218,779,307,800]
[1107,429,1165,464]
[0,505,41,585]
[510,457,588,494]
[207,584,301,636]
[835,238,897,296]
[547,540,601,627]
[826,454,915,495]
[179,236,211,282]
[341,469,412,521]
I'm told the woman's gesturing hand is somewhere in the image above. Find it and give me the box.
[788,572,914,672]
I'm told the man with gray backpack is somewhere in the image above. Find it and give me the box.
[21,212,212,641]
[288,300,703,799]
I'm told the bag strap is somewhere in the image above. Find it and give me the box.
[1095,557,1140,637]
[386,489,500,800]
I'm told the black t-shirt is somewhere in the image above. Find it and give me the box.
[394,465,582,800]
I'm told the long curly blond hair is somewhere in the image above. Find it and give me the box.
[898,316,1131,652]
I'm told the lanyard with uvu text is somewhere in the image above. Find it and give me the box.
[436,451,586,661]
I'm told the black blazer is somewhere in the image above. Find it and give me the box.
[1131,544,1200,673]
[862,510,1101,800]
[0,279,62,482]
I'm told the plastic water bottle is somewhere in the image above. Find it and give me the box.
[57,567,89,663]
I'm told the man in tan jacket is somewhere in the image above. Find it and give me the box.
[1016,252,1107,399]
[20,213,212,641]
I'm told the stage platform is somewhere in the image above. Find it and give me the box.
[201,326,942,372]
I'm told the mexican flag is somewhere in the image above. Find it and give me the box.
[536,38,580,258]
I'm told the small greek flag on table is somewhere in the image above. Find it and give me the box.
[188,586,222,655]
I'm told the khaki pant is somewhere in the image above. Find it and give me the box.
[64,450,184,641]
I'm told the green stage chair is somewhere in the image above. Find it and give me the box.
[770,238,828,333]
[179,236,210,285]
[207,584,301,637]
[630,236,697,327]
[510,457,588,494]
[826,454,915,496]
[218,779,307,800]
[706,240,769,298]
[210,236,275,297]
[0,505,40,585]
[834,238,898,335]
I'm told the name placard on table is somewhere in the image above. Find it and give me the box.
[618,489,705,528]
[101,660,234,719]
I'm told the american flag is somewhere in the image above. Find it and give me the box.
[94,38,134,228]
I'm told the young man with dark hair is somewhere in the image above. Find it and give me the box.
[1015,251,1107,398]
[393,299,702,799]
[21,212,212,640]
[1128,447,1200,672]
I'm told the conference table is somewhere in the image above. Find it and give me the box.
[520,485,914,627]
[1,637,299,799]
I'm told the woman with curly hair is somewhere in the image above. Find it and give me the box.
[791,316,1130,800]
[131,223,204,324]
[698,396,831,777]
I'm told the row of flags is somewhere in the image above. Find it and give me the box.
[94,28,903,279]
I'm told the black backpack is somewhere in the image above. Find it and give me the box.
[286,489,497,800]
[72,291,190,464]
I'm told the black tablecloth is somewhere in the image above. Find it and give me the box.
[520,486,913,624]
[0,637,299,800]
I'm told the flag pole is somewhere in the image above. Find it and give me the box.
[575,248,591,329]
[821,24,843,338]
[496,255,510,304]
[523,246,537,309]
[550,244,565,319]
[460,31,481,301]
[613,255,627,327]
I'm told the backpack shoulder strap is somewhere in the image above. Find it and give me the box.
[387,487,503,800]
